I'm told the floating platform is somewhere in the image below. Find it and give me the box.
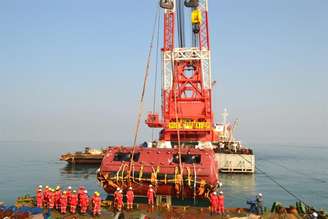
[215,153,255,173]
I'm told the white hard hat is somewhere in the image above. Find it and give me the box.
[213,192,217,195]
[219,191,223,195]
[84,190,88,194]
[312,212,318,217]
[116,188,120,191]
[38,185,43,188]
[129,187,132,190]
[149,185,152,187]
[68,186,72,190]
[119,190,123,193]
[258,193,263,197]
[45,185,49,189]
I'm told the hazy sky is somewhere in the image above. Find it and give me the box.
[0,0,327,146]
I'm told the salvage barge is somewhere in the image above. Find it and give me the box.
[60,147,105,164]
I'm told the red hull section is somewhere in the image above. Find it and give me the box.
[97,146,219,199]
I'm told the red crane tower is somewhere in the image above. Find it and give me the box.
[146,0,218,149]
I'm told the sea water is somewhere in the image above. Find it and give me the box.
[0,142,327,209]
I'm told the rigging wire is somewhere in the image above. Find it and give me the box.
[262,159,327,184]
[236,153,313,207]
[151,11,162,142]
[170,51,184,198]
[129,6,160,179]
[173,0,183,176]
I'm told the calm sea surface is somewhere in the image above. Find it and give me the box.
[0,142,327,209]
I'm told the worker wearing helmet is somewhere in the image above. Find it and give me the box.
[113,187,120,209]
[256,193,264,215]
[66,186,72,204]
[60,191,68,214]
[43,186,49,208]
[70,190,78,214]
[217,191,225,215]
[36,189,43,208]
[92,191,102,216]
[209,191,218,215]
[147,185,155,208]
[48,189,55,209]
[78,186,85,200]
[116,190,124,211]
[80,190,89,214]
[54,186,61,210]
[126,187,134,210]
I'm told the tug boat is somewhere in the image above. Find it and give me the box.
[97,146,219,198]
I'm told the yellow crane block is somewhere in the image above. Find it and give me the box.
[191,9,202,24]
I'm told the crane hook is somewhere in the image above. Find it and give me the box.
[184,0,199,8]
[160,0,174,10]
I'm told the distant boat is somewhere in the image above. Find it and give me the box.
[60,147,105,164]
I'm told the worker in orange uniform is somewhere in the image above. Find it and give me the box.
[70,190,78,214]
[54,186,61,210]
[66,186,72,203]
[36,188,43,208]
[116,190,123,211]
[217,191,225,215]
[78,186,85,200]
[126,187,134,210]
[80,190,89,214]
[48,189,55,209]
[113,187,120,209]
[43,186,49,208]
[92,191,102,216]
[60,191,68,214]
[210,191,218,215]
[147,185,155,207]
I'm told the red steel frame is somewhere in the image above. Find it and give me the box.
[146,0,217,144]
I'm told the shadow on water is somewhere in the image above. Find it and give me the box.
[60,164,100,180]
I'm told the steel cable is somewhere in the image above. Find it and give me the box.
[129,6,161,179]
[262,159,327,184]
[236,153,313,208]
[151,11,161,141]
